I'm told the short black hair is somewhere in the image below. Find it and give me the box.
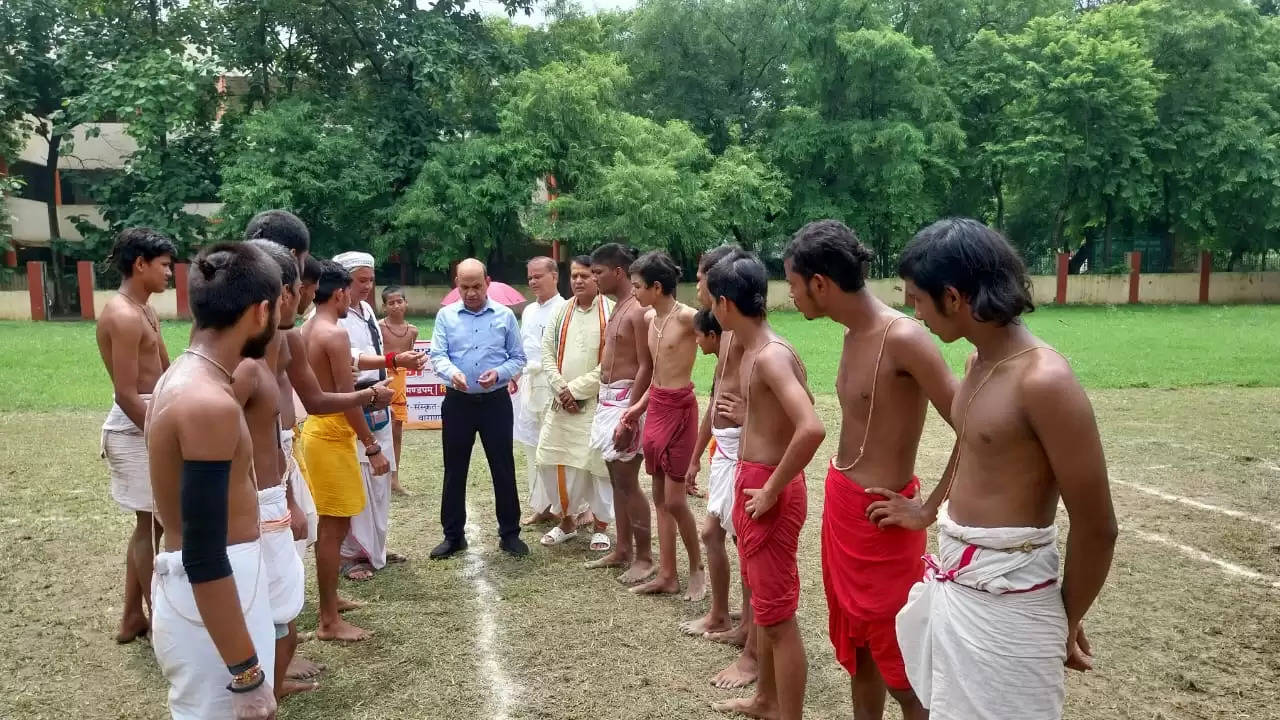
[569,254,592,269]
[190,243,281,330]
[785,220,873,292]
[245,238,298,288]
[898,217,1034,325]
[301,255,323,284]
[693,308,721,335]
[313,260,352,305]
[111,227,177,277]
[706,249,767,318]
[381,285,405,302]
[244,210,310,254]
[698,244,740,274]
[590,242,636,272]
[630,250,681,296]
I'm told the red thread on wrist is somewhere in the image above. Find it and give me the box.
[386,352,396,369]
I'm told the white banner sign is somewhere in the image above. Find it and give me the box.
[405,340,446,430]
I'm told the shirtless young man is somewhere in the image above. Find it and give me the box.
[233,240,314,700]
[708,249,825,720]
[784,220,957,720]
[379,285,418,496]
[299,261,392,643]
[585,243,655,582]
[145,242,280,719]
[686,245,759,691]
[96,227,175,643]
[622,251,706,601]
[884,218,1117,719]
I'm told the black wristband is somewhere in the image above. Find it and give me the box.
[227,654,258,676]
[226,668,265,694]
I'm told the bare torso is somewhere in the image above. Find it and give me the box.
[834,314,928,492]
[276,332,297,428]
[379,320,418,354]
[234,344,283,491]
[301,315,349,394]
[600,295,645,384]
[737,334,812,467]
[96,295,168,395]
[712,331,745,430]
[646,302,697,389]
[146,356,259,549]
[947,347,1069,528]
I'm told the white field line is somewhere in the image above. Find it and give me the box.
[1130,529,1280,590]
[1116,439,1280,473]
[462,504,516,720]
[1113,479,1280,534]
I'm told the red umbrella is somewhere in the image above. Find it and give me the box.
[442,281,527,307]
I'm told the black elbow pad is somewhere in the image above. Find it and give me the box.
[180,460,233,584]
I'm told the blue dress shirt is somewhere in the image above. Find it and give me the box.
[430,299,527,394]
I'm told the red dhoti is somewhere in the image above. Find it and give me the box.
[821,461,926,690]
[641,383,698,479]
[734,460,807,627]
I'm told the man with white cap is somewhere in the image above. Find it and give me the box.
[332,251,426,580]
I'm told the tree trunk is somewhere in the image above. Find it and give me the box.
[993,168,1005,232]
[1102,196,1113,264]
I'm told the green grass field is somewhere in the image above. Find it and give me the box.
[2,305,1279,719]
[1,304,1276,413]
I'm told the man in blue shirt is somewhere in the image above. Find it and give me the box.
[429,258,530,558]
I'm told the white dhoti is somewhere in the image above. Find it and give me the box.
[342,419,395,569]
[707,426,741,536]
[589,380,643,463]
[258,484,305,631]
[101,397,153,513]
[535,465,612,523]
[896,503,1066,720]
[281,428,317,559]
[152,541,276,720]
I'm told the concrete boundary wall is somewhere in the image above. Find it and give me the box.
[3,270,1277,321]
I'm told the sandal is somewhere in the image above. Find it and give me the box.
[386,552,408,564]
[540,526,578,546]
[340,560,374,581]
[590,532,612,552]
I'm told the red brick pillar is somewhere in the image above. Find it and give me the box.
[26,261,46,321]
[1198,251,1212,304]
[77,260,95,320]
[174,262,191,319]
[1127,251,1142,304]
[1055,252,1070,304]
[3,245,15,268]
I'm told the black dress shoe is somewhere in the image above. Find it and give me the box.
[430,538,467,560]
[499,535,529,557]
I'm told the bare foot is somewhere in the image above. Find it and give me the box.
[710,696,776,719]
[391,485,410,496]
[630,575,680,595]
[316,617,372,642]
[337,597,366,613]
[115,614,149,644]
[584,551,629,569]
[684,568,708,602]
[287,656,325,680]
[386,552,409,564]
[278,678,320,698]
[704,624,748,648]
[711,655,759,690]
[520,510,557,527]
[617,560,656,585]
[680,613,733,637]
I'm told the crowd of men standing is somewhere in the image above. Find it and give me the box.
[94,208,1117,720]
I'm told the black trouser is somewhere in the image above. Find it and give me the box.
[440,388,521,543]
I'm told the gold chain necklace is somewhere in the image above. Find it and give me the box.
[121,291,159,334]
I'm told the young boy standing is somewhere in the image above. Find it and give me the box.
[379,286,418,496]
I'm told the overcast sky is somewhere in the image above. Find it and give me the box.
[464,0,638,26]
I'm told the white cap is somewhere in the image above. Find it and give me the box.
[333,251,375,271]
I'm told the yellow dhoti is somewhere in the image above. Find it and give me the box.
[300,413,365,517]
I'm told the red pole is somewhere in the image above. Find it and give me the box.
[1198,250,1211,304]
[175,262,191,319]
[4,245,15,268]
[1055,252,1070,304]
[77,260,95,320]
[1128,251,1142,304]
[27,261,46,321]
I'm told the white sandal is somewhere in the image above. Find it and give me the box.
[590,532,612,552]
[540,526,578,546]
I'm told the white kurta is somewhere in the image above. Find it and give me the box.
[515,294,566,510]
[339,299,396,569]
